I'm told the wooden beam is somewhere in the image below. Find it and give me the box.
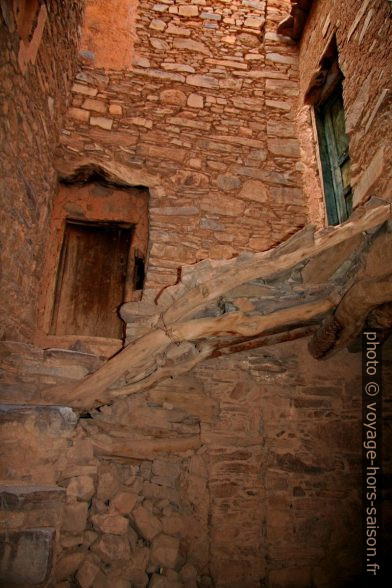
[110,341,214,399]
[41,204,390,408]
[309,225,392,358]
[211,326,318,358]
[309,277,392,358]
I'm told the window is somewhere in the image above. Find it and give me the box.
[315,83,352,225]
[305,36,352,226]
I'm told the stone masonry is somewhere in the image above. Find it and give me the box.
[0,0,83,341]
[58,0,308,294]
[0,1,391,587]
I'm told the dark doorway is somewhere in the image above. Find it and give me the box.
[50,220,133,338]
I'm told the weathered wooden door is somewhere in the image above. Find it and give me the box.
[51,220,132,338]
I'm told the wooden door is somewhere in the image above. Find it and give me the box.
[51,221,132,338]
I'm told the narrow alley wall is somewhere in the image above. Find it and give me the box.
[1,1,391,587]
[0,1,83,341]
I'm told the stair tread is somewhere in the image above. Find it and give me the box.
[0,484,65,509]
[0,483,65,494]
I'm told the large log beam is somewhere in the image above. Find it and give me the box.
[40,203,391,409]
[309,277,392,359]
[43,296,336,408]
[309,222,392,359]
[309,226,392,358]
[109,297,336,400]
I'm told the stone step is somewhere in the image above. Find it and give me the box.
[0,527,56,586]
[0,340,103,404]
[0,484,65,586]
[0,483,66,529]
[0,484,66,510]
[0,403,77,431]
[0,404,78,485]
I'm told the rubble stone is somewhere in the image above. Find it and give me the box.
[62,502,88,534]
[150,534,180,569]
[76,558,101,588]
[91,534,131,563]
[91,513,129,535]
[110,490,139,514]
[132,505,162,540]
[66,476,95,501]
[97,472,120,502]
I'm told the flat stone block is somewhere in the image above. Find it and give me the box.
[0,405,78,433]
[0,485,65,511]
[0,528,55,585]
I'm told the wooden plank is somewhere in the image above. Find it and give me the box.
[91,434,201,459]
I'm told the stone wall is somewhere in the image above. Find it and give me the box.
[196,339,366,587]
[80,0,139,70]
[57,0,309,293]
[297,0,392,220]
[0,0,83,341]
[1,1,391,587]
[1,335,379,587]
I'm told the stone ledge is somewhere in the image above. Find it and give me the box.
[0,404,78,430]
[0,485,65,511]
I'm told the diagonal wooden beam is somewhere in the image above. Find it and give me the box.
[40,204,391,409]
[309,277,392,359]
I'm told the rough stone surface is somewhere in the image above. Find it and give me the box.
[56,0,309,294]
[110,490,139,514]
[96,471,121,502]
[0,528,55,585]
[150,533,180,569]
[0,0,83,341]
[76,557,101,588]
[66,476,95,501]
[62,502,88,535]
[91,514,129,535]
[0,1,391,588]
[132,505,162,541]
[91,534,131,563]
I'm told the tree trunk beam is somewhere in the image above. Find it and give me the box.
[309,224,392,358]
[110,341,214,399]
[309,277,392,358]
[40,203,390,409]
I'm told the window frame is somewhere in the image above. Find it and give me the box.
[314,83,353,226]
[305,35,353,226]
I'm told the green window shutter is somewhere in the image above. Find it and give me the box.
[315,84,352,226]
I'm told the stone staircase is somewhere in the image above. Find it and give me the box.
[0,404,78,587]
